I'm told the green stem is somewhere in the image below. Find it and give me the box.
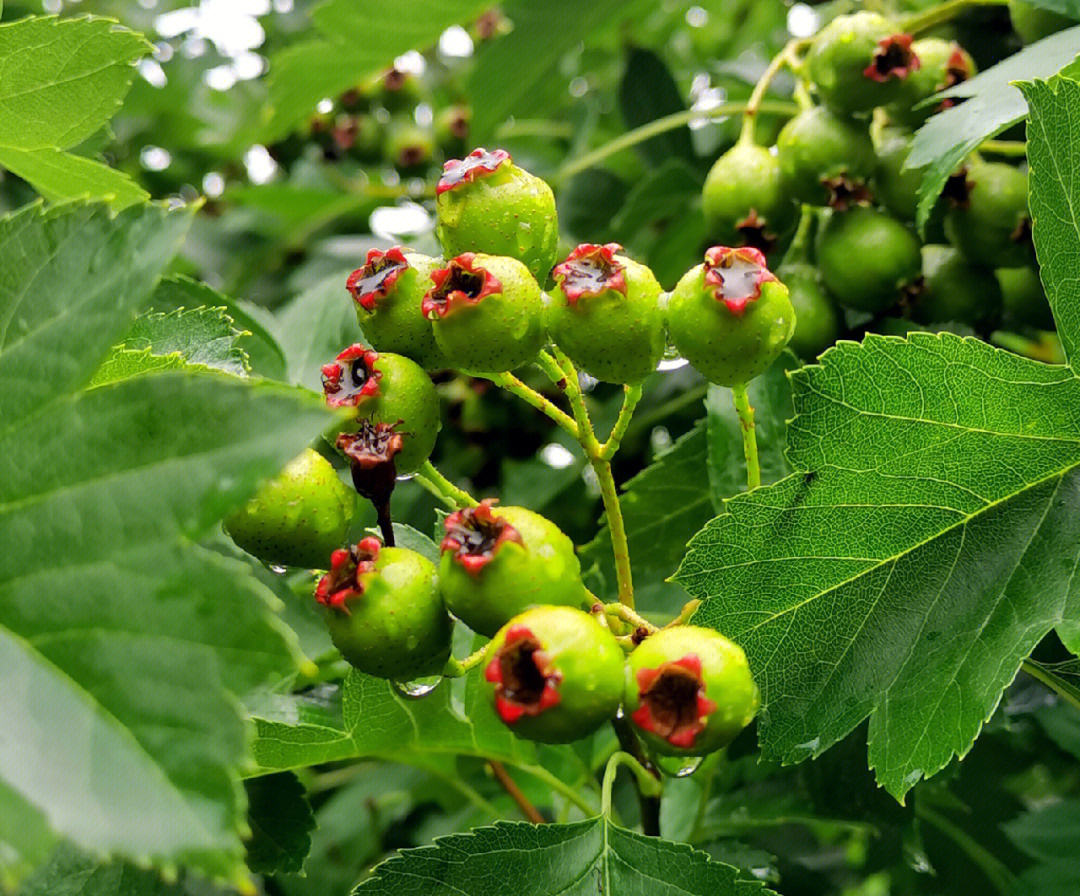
[557,100,798,183]
[442,640,495,678]
[416,460,477,509]
[915,802,1016,895]
[550,346,598,448]
[482,370,579,438]
[1022,658,1080,712]
[519,764,599,817]
[600,384,644,460]
[739,39,808,146]
[604,602,658,633]
[980,139,1028,157]
[901,0,1009,33]
[593,456,635,608]
[731,382,761,491]
[783,204,816,264]
[601,752,662,820]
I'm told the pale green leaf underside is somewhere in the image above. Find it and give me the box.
[677,333,1080,799]
[354,818,775,896]
[0,145,147,209]
[907,25,1080,228]
[122,306,248,376]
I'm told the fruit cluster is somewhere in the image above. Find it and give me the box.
[223,143,777,754]
[704,9,1054,357]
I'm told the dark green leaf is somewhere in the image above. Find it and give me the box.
[618,48,694,166]
[611,159,701,241]
[244,773,315,876]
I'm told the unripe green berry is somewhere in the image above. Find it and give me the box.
[225,448,353,570]
[1009,0,1074,43]
[888,38,975,127]
[484,606,624,743]
[385,117,435,171]
[347,247,448,370]
[435,148,559,282]
[626,625,759,756]
[423,252,546,374]
[944,161,1033,269]
[547,242,665,384]
[666,246,796,386]
[807,12,920,116]
[998,264,1055,330]
[317,538,452,679]
[816,207,922,313]
[438,499,587,637]
[776,262,842,359]
[912,245,1003,331]
[321,346,441,473]
[776,107,876,208]
[702,143,797,252]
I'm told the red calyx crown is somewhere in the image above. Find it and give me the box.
[552,243,627,305]
[336,419,404,468]
[321,344,381,407]
[315,536,382,612]
[436,147,511,195]
[484,624,563,723]
[346,247,411,312]
[422,253,503,319]
[863,33,920,82]
[937,47,971,110]
[440,498,523,574]
[702,246,778,315]
[631,653,717,749]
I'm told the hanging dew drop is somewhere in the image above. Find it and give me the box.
[268,563,288,575]
[392,675,441,698]
[657,342,690,372]
[654,753,705,777]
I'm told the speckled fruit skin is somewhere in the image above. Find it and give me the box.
[998,264,1055,330]
[944,162,1033,269]
[1009,0,1073,43]
[324,349,441,474]
[436,150,559,282]
[816,207,922,313]
[350,250,449,370]
[889,38,974,127]
[426,253,546,374]
[439,505,587,637]
[806,12,916,116]
[546,246,665,384]
[776,107,876,207]
[484,606,624,743]
[225,448,353,569]
[323,546,452,679]
[776,262,842,359]
[913,245,1003,330]
[666,258,796,386]
[625,626,759,757]
[702,143,796,249]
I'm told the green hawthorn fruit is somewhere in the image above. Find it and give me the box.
[816,207,922,313]
[422,252,546,374]
[438,499,587,637]
[776,107,876,208]
[702,143,797,252]
[316,537,453,679]
[1009,0,1074,43]
[776,262,842,359]
[873,129,948,241]
[321,345,440,473]
[944,161,1033,269]
[998,265,1055,330]
[347,247,448,370]
[912,245,1003,330]
[225,448,353,570]
[435,104,471,155]
[546,242,665,383]
[484,606,624,743]
[435,147,559,281]
[806,12,920,116]
[626,625,759,756]
[385,117,435,171]
[666,246,796,385]
[889,38,975,126]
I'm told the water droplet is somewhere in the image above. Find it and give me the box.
[396,473,415,482]
[656,356,689,372]
[392,675,441,699]
[268,564,288,575]
[654,753,705,777]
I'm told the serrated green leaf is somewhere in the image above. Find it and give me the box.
[244,773,315,876]
[705,356,795,506]
[1004,799,1080,862]
[122,307,248,376]
[610,159,700,240]
[0,16,150,151]
[582,422,711,617]
[1021,76,1080,372]
[0,202,335,882]
[88,347,191,386]
[907,26,1080,228]
[263,0,489,141]
[354,818,777,895]
[676,333,1080,800]
[0,145,147,209]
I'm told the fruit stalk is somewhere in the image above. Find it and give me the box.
[609,723,662,835]
[415,459,478,509]
[739,38,809,146]
[901,0,1010,34]
[600,384,643,460]
[732,382,761,490]
[489,761,545,824]
[484,368,579,438]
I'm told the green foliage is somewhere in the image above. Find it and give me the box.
[354,818,777,896]
[243,773,316,876]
